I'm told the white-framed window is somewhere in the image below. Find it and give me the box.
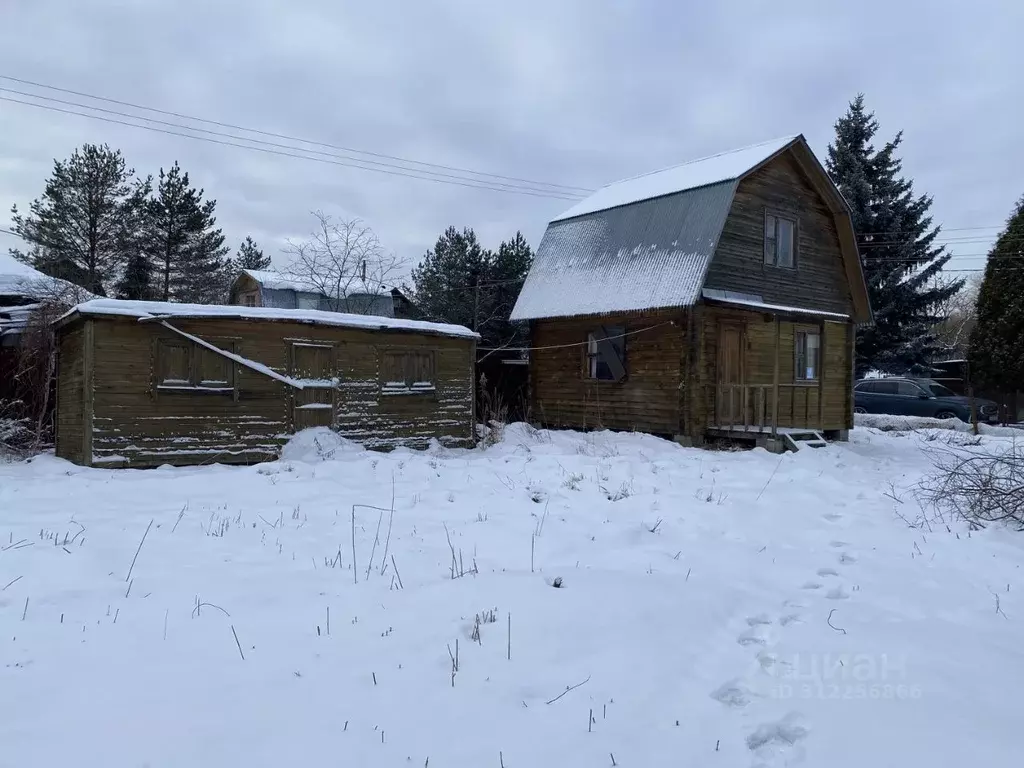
[585,326,626,382]
[795,330,821,381]
[764,212,797,268]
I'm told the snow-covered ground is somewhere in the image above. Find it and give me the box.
[1,426,1022,767]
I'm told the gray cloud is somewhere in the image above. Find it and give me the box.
[1,0,1021,279]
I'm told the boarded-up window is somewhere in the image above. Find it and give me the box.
[764,212,796,268]
[197,346,234,389]
[586,326,626,381]
[157,340,191,386]
[381,349,436,394]
[795,331,821,381]
[292,343,334,383]
[156,337,236,392]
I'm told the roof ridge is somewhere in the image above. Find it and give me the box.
[604,135,800,188]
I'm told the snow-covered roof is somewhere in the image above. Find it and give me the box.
[0,252,56,298]
[1,253,95,338]
[511,180,737,321]
[240,269,389,297]
[58,299,478,340]
[553,136,798,222]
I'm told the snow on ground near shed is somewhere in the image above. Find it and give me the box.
[1,426,1023,767]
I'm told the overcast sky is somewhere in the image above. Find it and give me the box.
[1,0,1020,280]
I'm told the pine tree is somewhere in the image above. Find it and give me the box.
[9,144,149,296]
[411,227,532,348]
[826,95,961,375]
[968,196,1024,393]
[412,227,492,334]
[145,162,230,303]
[235,236,271,271]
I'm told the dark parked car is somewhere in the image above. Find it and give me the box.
[854,377,1000,423]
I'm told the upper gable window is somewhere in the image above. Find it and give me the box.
[764,212,796,268]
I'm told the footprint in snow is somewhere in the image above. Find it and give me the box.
[838,552,858,565]
[737,626,770,646]
[801,581,823,590]
[746,614,773,627]
[829,540,849,548]
[826,586,850,600]
[817,567,839,577]
[779,613,803,627]
[746,713,809,763]
[710,679,754,708]
[822,512,843,522]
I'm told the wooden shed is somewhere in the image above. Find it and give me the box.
[511,134,872,451]
[54,300,477,467]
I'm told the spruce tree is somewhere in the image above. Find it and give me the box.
[968,196,1024,393]
[826,95,961,375]
[489,231,533,347]
[9,144,149,296]
[235,236,271,271]
[146,162,230,303]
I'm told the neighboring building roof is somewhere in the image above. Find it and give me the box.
[56,299,478,340]
[0,252,56,298]
[239,269,389,297]
[1,253,94,339]
[512,134,872,323]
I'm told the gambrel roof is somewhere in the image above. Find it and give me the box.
[511,135,870,323]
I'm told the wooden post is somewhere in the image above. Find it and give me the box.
[817,322,825,431]
[82,319,94,466]
[771,317,780,441]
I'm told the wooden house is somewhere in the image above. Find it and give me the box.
[510,135,872,450]
[53,300,477,467]
[230,269,412,318]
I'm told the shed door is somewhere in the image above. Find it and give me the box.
[292,343,335,430]
[716,324,745,425]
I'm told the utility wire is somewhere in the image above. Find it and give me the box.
[0,73,593,195]
[0,96,585,202]
[0,86,584,199]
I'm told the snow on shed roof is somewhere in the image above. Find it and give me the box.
[241,269,389,297]
[59,299,478,339]
[553,135,799,222]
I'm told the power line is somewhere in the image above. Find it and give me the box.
[0,96,585,202]
[0,73,593,195]
[0,87,584,200]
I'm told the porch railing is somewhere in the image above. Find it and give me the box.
[715,384,774,433]
[714,383,825,434]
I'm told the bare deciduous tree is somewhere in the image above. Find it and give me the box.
[933,275,980,358]
[918,439,1024,530]
[282,211,404,312]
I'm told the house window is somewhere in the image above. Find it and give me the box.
[764,212,796,268]
[795,330,820,382]
[586,326,626,382]
[156,338,235,391]
[381,349,436,394]
[242,293,257,307]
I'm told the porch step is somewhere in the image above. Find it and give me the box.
[782,430,828,452]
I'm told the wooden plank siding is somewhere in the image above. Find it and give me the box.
[703,152,854,317]
[55,322,86,465]
[59,315,474,467]
[694,305,853,434]
[530,310,686,435]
